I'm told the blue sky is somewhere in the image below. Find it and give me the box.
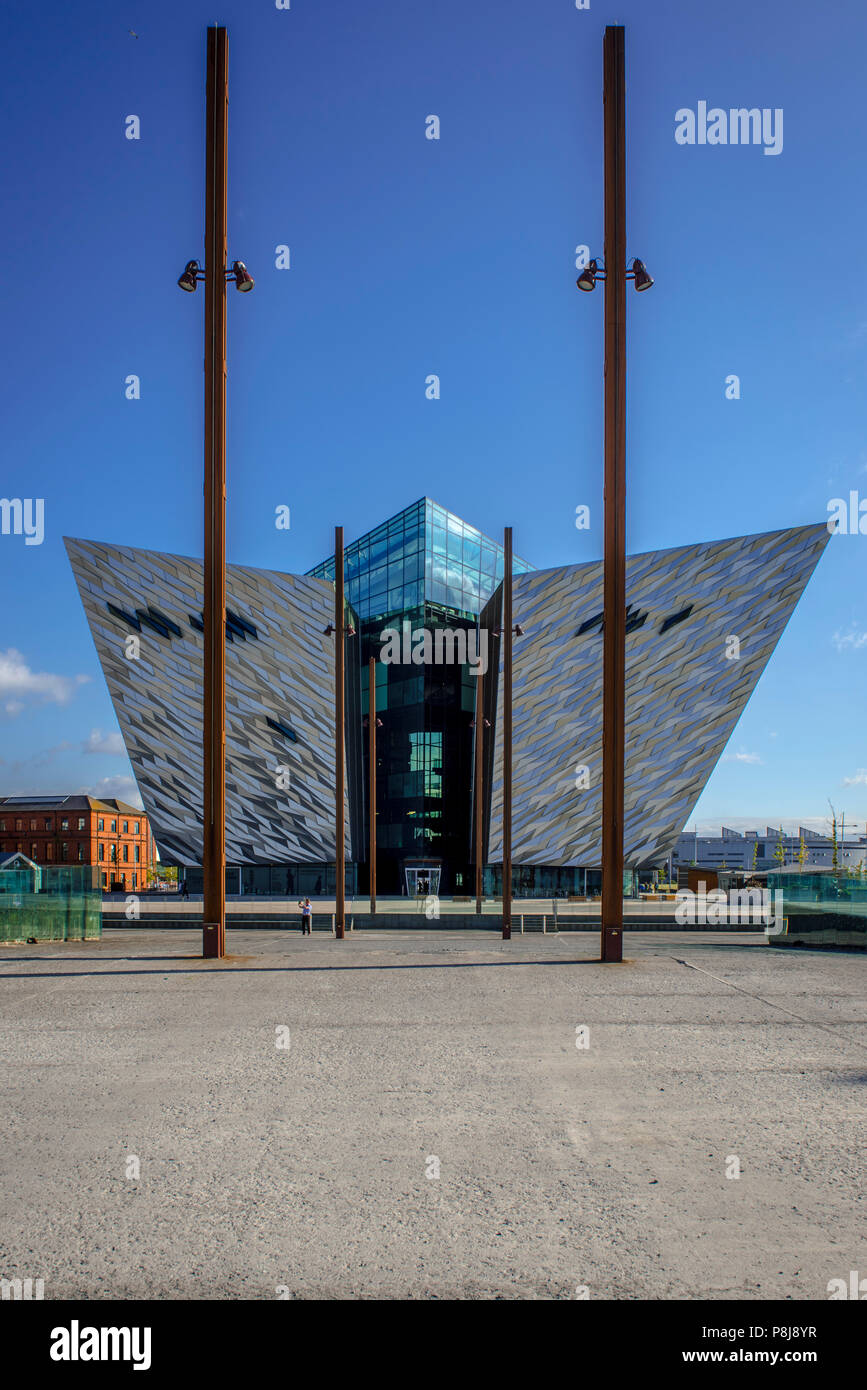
[1,0,865,835]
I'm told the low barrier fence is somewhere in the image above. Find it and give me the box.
[0,866,101,943]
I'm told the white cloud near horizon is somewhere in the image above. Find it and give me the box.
[0,648,89,716]
[78,775,143,808]
[722,750,763,765]
[83,728,125,756]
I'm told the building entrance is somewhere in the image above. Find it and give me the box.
[404,865,441,898]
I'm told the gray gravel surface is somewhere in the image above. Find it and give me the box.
[1,929,864,1300]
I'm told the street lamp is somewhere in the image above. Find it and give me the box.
[323,527,353,939]
[576,258,600,292]
[178,259,256,293]
[177,260,201,292]
[231,260,255,292]
[577,25,654,965]
[363,663,384,917]
[576,255,654,294]
[176,26,254,960]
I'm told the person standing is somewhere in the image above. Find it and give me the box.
[299,897,312,935]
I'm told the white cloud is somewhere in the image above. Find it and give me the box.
[722,750,763,765]
[83,728,125,756]
[0,648,89,715]
[832,627,867,652]
[843,769,867,787]
[78,775,143,808]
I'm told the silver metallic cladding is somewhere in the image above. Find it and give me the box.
[487,524,830,868]
[65,537,348,866]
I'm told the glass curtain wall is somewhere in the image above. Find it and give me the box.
[310,498,533,894]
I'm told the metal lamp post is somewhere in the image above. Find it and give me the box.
[577,25,653,964]
[178,26,255,960]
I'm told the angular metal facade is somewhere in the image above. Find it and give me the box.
[67,517,830,880]
[65,538,350,867]
[486,523,831,868]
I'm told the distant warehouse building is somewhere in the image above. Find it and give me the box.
[672,825,867,874]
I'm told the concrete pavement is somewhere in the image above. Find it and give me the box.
[1,929,864,1299]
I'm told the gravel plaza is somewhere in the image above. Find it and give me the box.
[1,928,864,1301]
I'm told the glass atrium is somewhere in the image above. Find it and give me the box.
[309,499,533,894]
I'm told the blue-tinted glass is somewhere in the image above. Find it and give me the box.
[479,546,496,574]
[463,537,480,568]
[446,531,462,561]
[404,579,422,607]
[432,527,446,555]
[431,580,446,604]
[462,570,480,602]
[370,538,387,566]
[369,567,387,596]
[388,588,403,611]
[446,586,464,609]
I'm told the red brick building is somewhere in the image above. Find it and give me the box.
[0,795,154,892]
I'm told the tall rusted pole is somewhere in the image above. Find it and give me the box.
[502,528,513,940]
[202,26,228,960]
[474,659,484,916]
[335,527,346,940]
[601,25,626,964]
[368,656,376,917]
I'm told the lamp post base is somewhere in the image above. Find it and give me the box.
[601,926,622,963]
[203,921,225,958]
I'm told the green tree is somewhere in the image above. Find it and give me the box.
[828,801,839,871]
[773,827,785,868]
[797,835,807,871]
[751,839,759,872]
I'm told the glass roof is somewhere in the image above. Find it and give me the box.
[308,497,533,623]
